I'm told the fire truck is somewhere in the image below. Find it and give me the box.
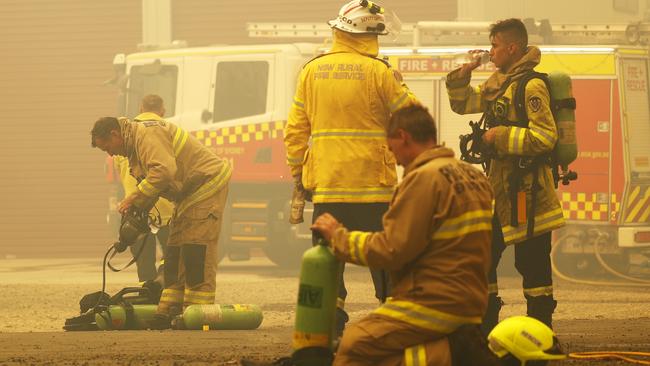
[109,21,650,276]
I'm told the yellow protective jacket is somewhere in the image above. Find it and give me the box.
[330,147,493,334]
[114,112,174,225]
[119,117,231,217]
[445,46,565,244]
[284,30,419,203]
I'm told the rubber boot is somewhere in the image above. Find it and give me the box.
[526,295,557,329]
[448,324,501,366]
[335,307,349,339]
[480,294,503,336]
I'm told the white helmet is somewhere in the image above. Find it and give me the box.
[328,0,396,35]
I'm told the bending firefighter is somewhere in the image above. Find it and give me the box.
[91,115,231,329]
[113,94,174,282]
[446,18,564,333]
[311,105,497,366]
[284,0,419,338]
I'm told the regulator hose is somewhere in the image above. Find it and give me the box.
[551,234,650,287]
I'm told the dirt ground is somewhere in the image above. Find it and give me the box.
[1,255,650,365]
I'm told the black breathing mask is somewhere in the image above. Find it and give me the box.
[114,208,150,253]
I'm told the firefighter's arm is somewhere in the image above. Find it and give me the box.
[380,66,420,113]
[445,68,485,115]
[492,79,557,156]
[326,172,436,271]
[133,127,178,206]
[113,156,139,196]
[284,74,311,177]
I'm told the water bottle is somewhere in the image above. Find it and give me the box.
[454,50,491,66]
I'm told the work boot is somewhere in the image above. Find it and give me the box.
[448,324,500,366]
[148,313,172,330]
[481,294,503,335]
[335,307,349,338]
[526,295,557,329]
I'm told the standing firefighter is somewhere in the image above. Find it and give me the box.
[445,18,565,333]
[284,0,419,338]
[91,116,231,329]
[113,94,174,282]
[311,105,497,366]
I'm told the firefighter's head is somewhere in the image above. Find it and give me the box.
[488,316,566,366]
[328,0,393,35]
[91,117,126,156]
[489,18,528,72]
[140,94,165,117]
[387,105,437,167]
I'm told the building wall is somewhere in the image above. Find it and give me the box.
[458,0,647,22]
[0,0,141,257]
[0,0,456,258]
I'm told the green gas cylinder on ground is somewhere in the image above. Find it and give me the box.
[95,304,158,330]
[291,239,341,366]
[172,304,263,330]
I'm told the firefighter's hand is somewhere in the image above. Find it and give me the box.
[482,128,497,145]
[118,193,138,215]
[458,49,484,78]
[311,213,341,242]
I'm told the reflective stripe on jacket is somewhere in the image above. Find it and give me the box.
[121,118,231,216]
[330,147,493,328]
[445,47,565,245]
[284,30,418,203]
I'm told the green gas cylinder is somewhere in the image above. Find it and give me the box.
[95,304,158,330]
[548,71,578,180]
[291,239,341,366]
[172,304,263,330]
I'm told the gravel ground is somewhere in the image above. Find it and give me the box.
[1,256,649,365]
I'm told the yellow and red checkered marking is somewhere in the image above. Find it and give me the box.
[191,121,285,146]
[561,192,619,221]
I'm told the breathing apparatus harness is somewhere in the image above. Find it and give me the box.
[63,206,162,331]
[459,71,577,238]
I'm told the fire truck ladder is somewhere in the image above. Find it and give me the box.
[247,20,650,46]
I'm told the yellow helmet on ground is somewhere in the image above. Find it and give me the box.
[488,316,566,365]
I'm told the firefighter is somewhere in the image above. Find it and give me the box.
[284,0,419,337]
[311,105,497,366]
[445,18,565,333]
[113,94,174,282]
[91,115,231,329]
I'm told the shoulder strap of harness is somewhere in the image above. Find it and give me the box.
[513,71,551,127]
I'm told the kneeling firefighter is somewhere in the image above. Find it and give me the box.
[91,115,231,329]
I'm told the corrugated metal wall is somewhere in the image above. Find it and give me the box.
[0,0,140,257]
[0,0,455,258]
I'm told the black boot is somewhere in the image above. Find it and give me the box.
[526,295,557,329]
[448,324,501,366]
[481,294,503,336]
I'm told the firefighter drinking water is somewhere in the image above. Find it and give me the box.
[91,115,231,329]
[311,105,498,366]
[446,18,565,333]
[284,0,419,338]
